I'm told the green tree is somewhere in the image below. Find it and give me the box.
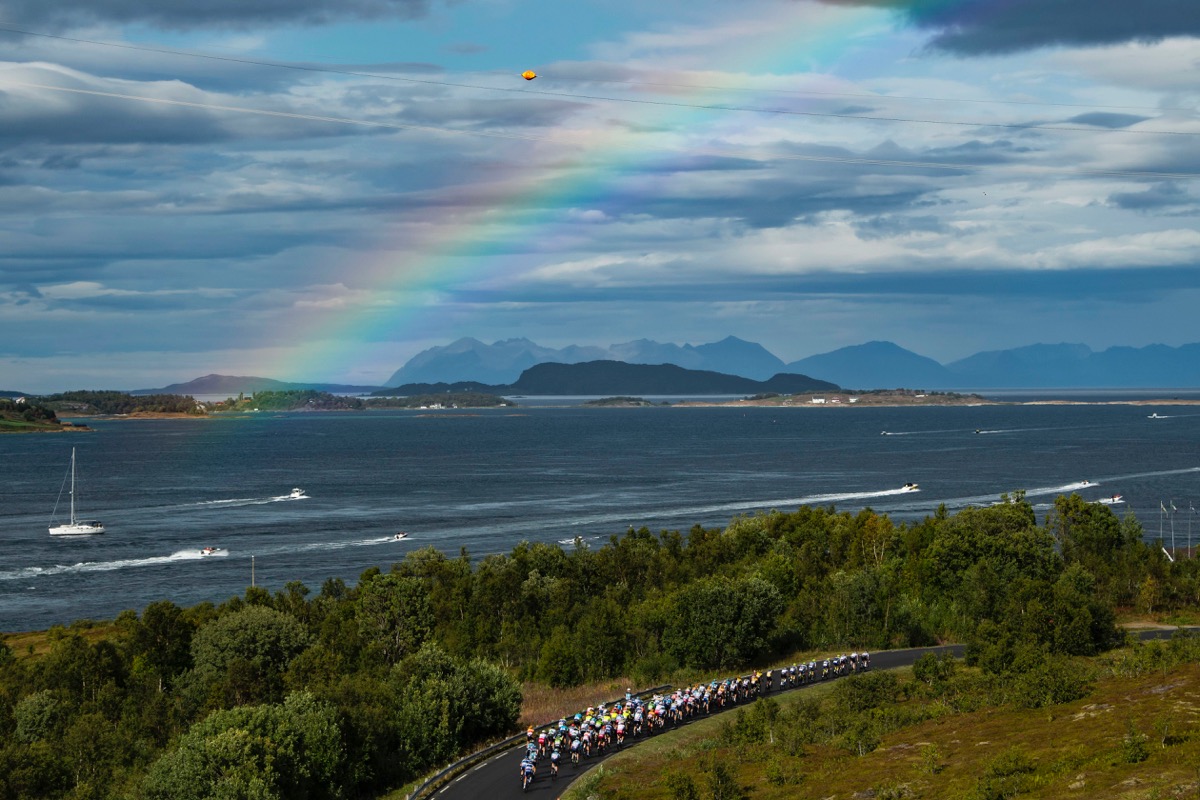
[190,605,309,706]
[14,690,67,743]
[355,573,434,666]
[144,691,344,800]
[664,576,781,669]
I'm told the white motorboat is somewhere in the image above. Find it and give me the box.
[200,546,223,556]
[900,482,920,492]
[1095,495,1124,505]
[288,487,307,499]
[393,532,409,541]
[48,448,105,536]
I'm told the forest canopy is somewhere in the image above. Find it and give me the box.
[0,494,1185,799]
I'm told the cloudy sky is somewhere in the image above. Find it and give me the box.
[1,0,1198,391]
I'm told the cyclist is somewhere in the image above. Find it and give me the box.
[519,755,536,790]
[549,747,561,779]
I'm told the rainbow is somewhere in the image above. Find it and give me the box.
[272,2,915,383]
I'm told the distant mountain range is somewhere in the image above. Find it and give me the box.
[118,338,1200,397]
[385,336,787,385]
[382,361,838,397]
[389,338,1200,390]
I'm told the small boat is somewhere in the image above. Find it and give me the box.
[287,487,307,499]
[1095,495,1124,505]
[48,448,105,536]
[199,546,223,556]
[393,532,409,541]
[900,482,919,492]
[1148,412,1164,419]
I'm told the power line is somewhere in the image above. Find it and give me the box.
[1,23,1198,139]
[11,80,1200,181]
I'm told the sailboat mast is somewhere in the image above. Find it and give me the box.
[69,447,76,525]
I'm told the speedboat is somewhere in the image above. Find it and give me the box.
[901,482,919,492]
[1095,495,1124,505]
[393,532,409,541]
[287,488,307,499]
[1148,413,1163,419]
[199,546,222,556]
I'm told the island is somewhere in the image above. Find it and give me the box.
[0,398,91,433]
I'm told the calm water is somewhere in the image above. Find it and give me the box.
[1,404,1198,631]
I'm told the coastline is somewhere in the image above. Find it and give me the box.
[42,392,1200,419]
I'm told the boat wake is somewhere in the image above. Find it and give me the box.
[0,549,229,582]
[1023,480,1097,497]
[0,535,402,583]
[189,492,309,509]
[538,485,927,534]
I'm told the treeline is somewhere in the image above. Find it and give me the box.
[390,494,1161,687]
[0,494,1194,799]
[38,391,201,415]
[0,399,59,425]
[214,390,513,411]
[0,583,520,800]
[215,390,364,411]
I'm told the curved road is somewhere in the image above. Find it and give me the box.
[434,644,963,800]
[432,630,1187,800]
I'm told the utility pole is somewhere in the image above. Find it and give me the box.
[251,555,256,588]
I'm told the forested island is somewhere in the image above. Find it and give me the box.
[213,390,515,411]
[0,398,88,432]
[3,494,1199,798]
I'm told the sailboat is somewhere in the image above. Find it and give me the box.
[48,448,105,535]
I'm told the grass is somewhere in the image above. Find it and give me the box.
[563,656,1200,800]
[2,621,121,658]
[0,417,63,432]
[520,678,641,728]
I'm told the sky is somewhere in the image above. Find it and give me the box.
[1,0,1198,392]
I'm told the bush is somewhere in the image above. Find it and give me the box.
[1121,721,1149,764]
[833,670,902,714]
[976,747,1037,800]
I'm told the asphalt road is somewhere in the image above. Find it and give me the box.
[433,644,964,800]
[431,629,1187,800]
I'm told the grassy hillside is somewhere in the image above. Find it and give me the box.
[565,639,1200,800]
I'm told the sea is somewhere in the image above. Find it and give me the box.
[2,397,1199,632]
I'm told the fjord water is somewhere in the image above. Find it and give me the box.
[1,404,1198,631]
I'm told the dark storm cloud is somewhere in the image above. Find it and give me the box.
[1108,182,1196,211]
[0,0,438,31]
[11,283,41,303]
[447,264,1200,306]
[0,73,403,149]
[1067,113,1151,129]
[0,86,232,146]
[853,213,949,240]
[816,0,1200,54]
[624,180,928,228]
